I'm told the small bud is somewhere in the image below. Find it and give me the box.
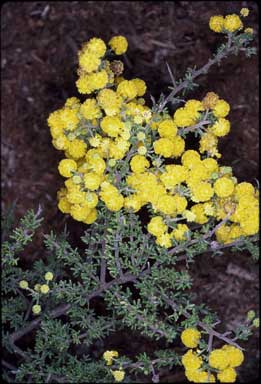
[19,280,29,289]
[32,304,41,315]
[137,145,147,155]
[247,310,255,321]
[34,284,41,292]
[137,132,146,141]
[72,175,82,184]
[108,159,116,167]
[253,318,259,328]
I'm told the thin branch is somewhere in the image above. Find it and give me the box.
[178,119,211,135]
[162,294,244,350]
[157,40,235,112]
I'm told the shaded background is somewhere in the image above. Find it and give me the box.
[1,1,259,382]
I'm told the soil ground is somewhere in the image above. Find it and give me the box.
[1,1,259,382]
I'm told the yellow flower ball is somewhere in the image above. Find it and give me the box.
[153,138,175,158]
[111,370,125,382]
[211,118,230,137]
[222,345,244,367]
[109,36,128,55]
[214,177,234,198]
[158,119,177,138]
[244,27,253,34]
[217,367,237,383]
[58,197,71,213]
[44,272,54,281]
[78,51,101,73]
[130,155,150,173]
[224,14,243,33]
[117,80,137,99]
[67,139,87,160]
[156,233,172,248]
[182,350,203,370]
[19,280,29,289]
[171,224,189,241]
[58,159,77,178]
[209,349,229,370]
[240,8,249,17]
[86,37,107,58]
[32,305,41,315]
[209,15,225,33]
[132,78,147,96]
[101,116,124,137]
[80,99,102,120]
[103,350,119,366]
[181,328,201,348]
[147,216,167,237]
[213,99,230,118]
[40,284,50,294]
[84,172,102,190]
[82,208,98,224]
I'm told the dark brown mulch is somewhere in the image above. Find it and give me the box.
[1,1,259,382]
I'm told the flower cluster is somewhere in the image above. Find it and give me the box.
[48,25,259,250]
[209,8,253,34]
[19,272,54,315]
[181,328,244,382]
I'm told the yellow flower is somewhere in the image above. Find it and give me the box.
[109,36,128,55]
[80,99,102,120]
[44,272,54,281]
[58,197,71,213]
[217,367,237,383]
[19,280,29,289]
[240,8,249,17]
[132,78,147,96]
[209,15,225,33]
[156,233,172,248]
[32,305,41,315]
[101,116,124,137]
[130,155,150,173]
[153,138,175,158]
[67,139,87,159]
[158,119,177,138]
[190,182,214,203]
[222,345,244,367]
[40,284,50,294]
[171,224,189,241]
[224,14,243,33]
[214,177,234,198]
[103,350,119,366]
[82,208,98,224]
[78,51,101,73]
[58,159,77,178]
[117,80,137,99]
[86,37,107,57]
[182,350,203,370]
[181,328,201,348]
[213,99,230,118]
[111,370,125,382]
[244,27,253,34]
[84,172,102,190]
[147,216,167,237]
[34,284,41,292]
[209,348,229,370]
[211,118,230,137]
